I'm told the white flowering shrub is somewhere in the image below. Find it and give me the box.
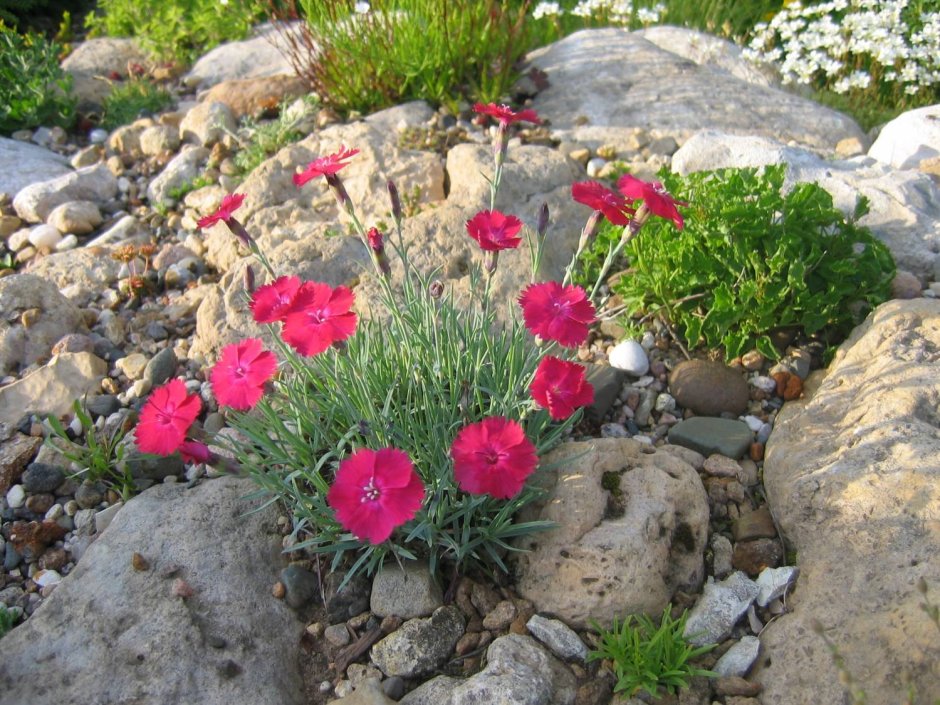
[531,0,666,27]
[744,0,940,104]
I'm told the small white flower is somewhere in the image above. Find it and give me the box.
[533,1,563,20]
[354,1,370,13]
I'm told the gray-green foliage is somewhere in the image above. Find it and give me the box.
[577,165,896,360]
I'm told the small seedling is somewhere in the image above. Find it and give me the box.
[588,606,717,698]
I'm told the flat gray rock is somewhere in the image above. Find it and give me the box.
[0,477,305,705]
[527,29,864,152]
[184,23,300,88]
[668,417,753,459]
[0,138,71,199]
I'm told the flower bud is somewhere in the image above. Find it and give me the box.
[484,251,498,275]
[578,210,603,253]
[428,280,444,299]
[226,218,256,249]
[367,227,384,253]
[243,265,256,294]
[387,179,402,224]
[536,202,549,240]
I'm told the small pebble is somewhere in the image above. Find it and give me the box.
[272,581,286,599]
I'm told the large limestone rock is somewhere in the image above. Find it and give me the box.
[0,352,107,427]
[0,476,305,705]
[671,130,940,281]
[12,164,118,224]
[869,103,940,170]
[184,22,301,89]
[527,28,864,153]
[0,274,88,375]
[638,26,775,88]
[514,438,709,629]
[0,137,71,198]
[60,38,149,109]
[24,248,123,307]
[755,299,940,705]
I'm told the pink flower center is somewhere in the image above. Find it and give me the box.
[233,364,247,379]
[477,447,504,466]
[361,478,381,503]
[307,309,325,324]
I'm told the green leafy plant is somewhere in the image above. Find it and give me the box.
[233,96,318,177]
[577,165,895,360]
[0,21,75,134]
[588,606,717,698]
[46,399,134,500]
[100,78,173,129]
[272,0,535,115]
[168,173,215,201]
[0,603,16,638]
[84,0,267,64]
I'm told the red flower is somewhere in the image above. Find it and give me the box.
[530,356,594,420]
[327,447,425,544]
[281,282,358,356]
[466,210,524,251]
[518,281,595,348]
[617,174,686,229]
[571,181,634,226]
[197,193,246,229]
[210,338,277,410]
[180,441,212,464]
[250,275,301,324]
[450,417,538,499]
[473,102,541,126]
[293,145,359,187]
[367,227,384,252]
[136,379,202,456]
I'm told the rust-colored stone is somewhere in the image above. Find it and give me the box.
[0,434,42,494]
[9,520,67,558]
[749,441,764,461]
[732,538,783,576]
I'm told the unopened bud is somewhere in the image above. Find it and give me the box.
[326,174,352,213]
[536,202,549,239]
[387,179,402,223]
[428,279,444,299]
[243,265,255,293]
[226,218,255,249]
[578,210,603,252]
[367,227,384,253]
[484,250,498,275]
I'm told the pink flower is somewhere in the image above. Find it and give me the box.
[472,102,541,126]
[210,338,277,410]
[518,281,595,348]
[571,181,634,226]
[250,275,301,324]
[281,282,358,356]
[450,417,538,499]
[136,379,202,456]
[466,210,524,251]
[327,447,425,544]
[293,145,359,187]
[197,193,245,229]
[180,441,212,464]
[530,356,594,420]
[617,174,687,229]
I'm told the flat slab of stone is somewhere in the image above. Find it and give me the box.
[528,28,864,152]
[754,299,940,705]
[0,138,71,198]
[668,417,753,459]
[0,477,304,705]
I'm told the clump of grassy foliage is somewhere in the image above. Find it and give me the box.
[100,78,173,129]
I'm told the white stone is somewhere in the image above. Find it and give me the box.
[34,570,63,588]
[526,614,589,662]
[714,635,761,677]
[742,415,764,432]
[750,375,777,394]
[7,228,31,252]
[6,484,25,508]
[0,137,71,198]
[608,339,649,376]
[27,224,63,249]
[585,157,606,177]
[683,572,759,647]
[869,104,940,170]
[54,234,79,252]
[13,164,118,224]
[94,501,124,534]
[755,565,800,608]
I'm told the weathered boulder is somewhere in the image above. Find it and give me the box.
[60,38,149,109]
[0,476,304,705]
[0,274,88,375]
[514,438,709,629]
[13,164,118,224]
[755,299,940,705]
[671,130,940,281]
[0,352,107,429]
[527,28,864,152]
[869,103,940,170]
[179,101,237,147]
[147,146,211,206]
[184,22,301,88]
[202,75,310,120]
[0,137,71,198]
[638,26,775,88]
[24,248,122,307]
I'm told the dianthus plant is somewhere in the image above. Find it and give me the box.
[133,103,684,584]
